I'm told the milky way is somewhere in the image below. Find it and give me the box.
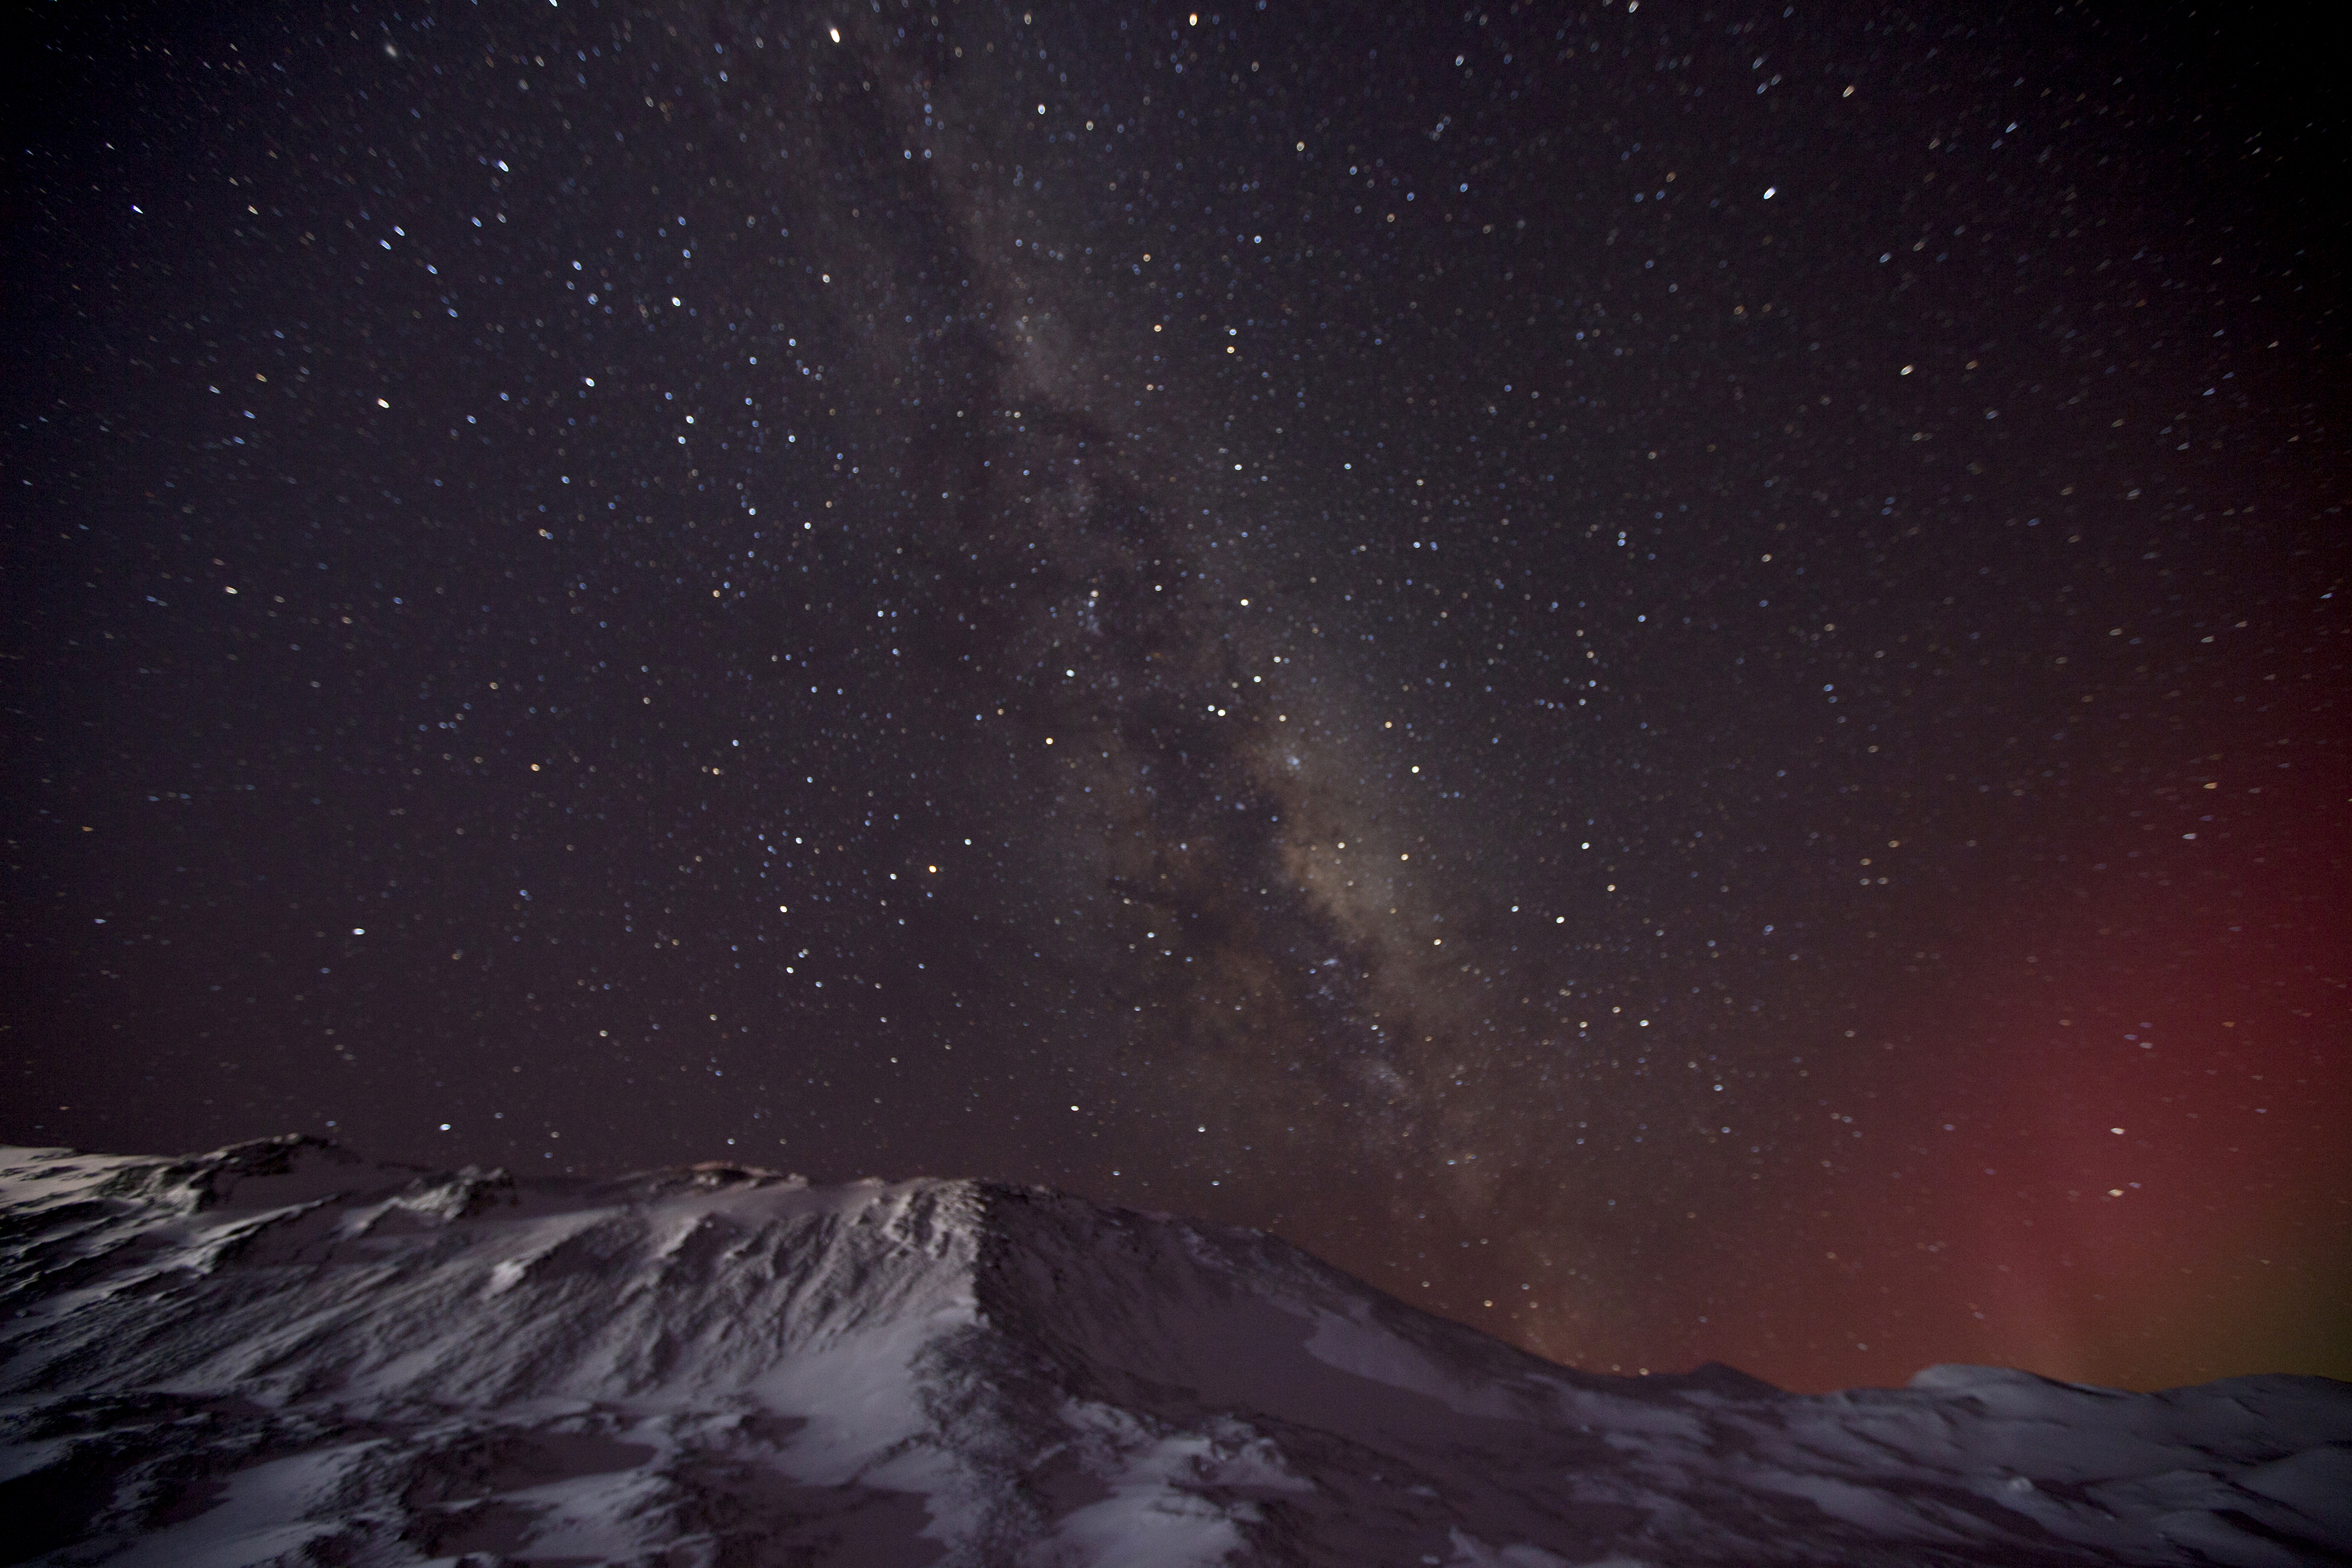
[7,0,2344,1392]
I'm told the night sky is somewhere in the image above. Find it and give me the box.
[7,0,2345,1395]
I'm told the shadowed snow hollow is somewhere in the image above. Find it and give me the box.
[3,1138,2346,1566]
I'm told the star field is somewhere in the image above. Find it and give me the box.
[6,0,2345,1393]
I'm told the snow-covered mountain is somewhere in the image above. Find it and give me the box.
[3,1139,2345,1567]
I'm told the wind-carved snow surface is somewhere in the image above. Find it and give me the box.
[2,1139,2346,1567]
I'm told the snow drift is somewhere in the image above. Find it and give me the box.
[2,1138,2345,1567]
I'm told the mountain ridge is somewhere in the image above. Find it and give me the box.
[4,1136,2346,1567]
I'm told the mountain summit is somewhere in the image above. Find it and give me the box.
[3,1138,2345,1566]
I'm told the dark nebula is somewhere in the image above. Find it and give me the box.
[7,0,2345,1392]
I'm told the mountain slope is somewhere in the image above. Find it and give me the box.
[3,1138,2345,1567]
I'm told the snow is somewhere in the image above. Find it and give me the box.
[3,1137,2347,1566]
